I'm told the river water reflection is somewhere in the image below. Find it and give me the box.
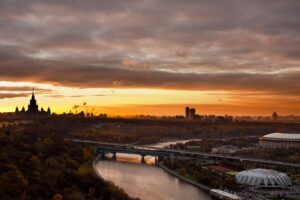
[94,153,211,200]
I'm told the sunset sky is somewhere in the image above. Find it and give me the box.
[0,0,299,116]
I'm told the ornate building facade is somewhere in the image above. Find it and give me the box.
[15,90,51,117]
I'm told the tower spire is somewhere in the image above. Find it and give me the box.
[31,88,36,101]
[31,88,35,98]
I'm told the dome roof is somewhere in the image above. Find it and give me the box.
[262,133,300,140]
[236,169,292,188]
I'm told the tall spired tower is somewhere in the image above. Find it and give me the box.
[15,88,51,117]
[28,88,39,115]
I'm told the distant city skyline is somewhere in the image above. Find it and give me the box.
[0,81,299,116]
[0,1,299,116]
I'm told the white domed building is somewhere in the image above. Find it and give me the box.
[236,169,292,188]
[259,133,300,149]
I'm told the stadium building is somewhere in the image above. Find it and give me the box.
[259,133,300,149]
[236,168,292,188]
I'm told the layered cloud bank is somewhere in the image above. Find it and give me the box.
[0,0,300,114]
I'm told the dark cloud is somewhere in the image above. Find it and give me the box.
[0,86,52,93]
[0,0,299,97]
[0,93,30,99]
[0,86,53,99]
[0,56,299,95]
[176,51,188,59]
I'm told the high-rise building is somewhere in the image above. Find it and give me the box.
[15,89,51,117]
[189,108,196,120]
[185,107,190,119]
[28,91,39,115]
[185,107,197,120]
[272,112,278,120]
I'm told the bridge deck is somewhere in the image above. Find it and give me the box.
[73,139,300,168]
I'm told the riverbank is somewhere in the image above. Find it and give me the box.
[93,155,103,179]
[156,161,211,192]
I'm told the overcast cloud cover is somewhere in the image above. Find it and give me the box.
[0,0,300,96]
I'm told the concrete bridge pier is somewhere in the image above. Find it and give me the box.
[112,152,117,160]
[101,151,106,159]
[141,155,146,163]
[154,156,158,164]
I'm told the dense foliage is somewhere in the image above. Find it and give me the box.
[163,159,238,190]
[0,119,137,200]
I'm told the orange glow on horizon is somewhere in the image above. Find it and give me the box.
[0,81,299,116]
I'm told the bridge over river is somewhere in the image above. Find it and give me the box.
[72,139,300,171]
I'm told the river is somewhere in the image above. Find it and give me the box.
[94,153,211,200]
